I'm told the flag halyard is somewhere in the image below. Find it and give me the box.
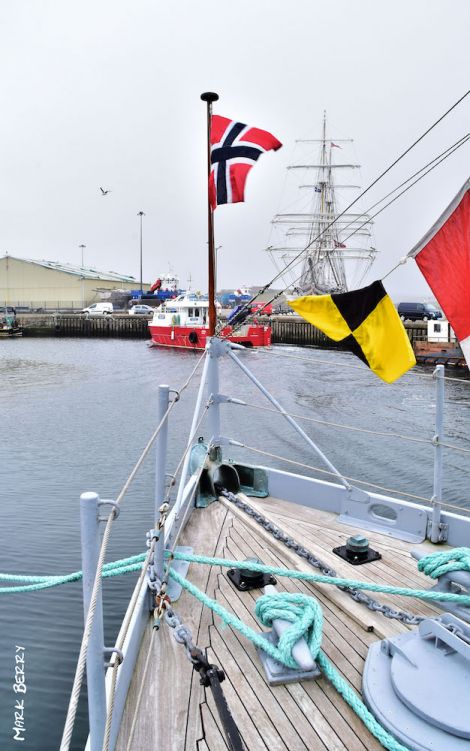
[288,280,416,383]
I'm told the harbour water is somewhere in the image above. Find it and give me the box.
[0,338,469,750]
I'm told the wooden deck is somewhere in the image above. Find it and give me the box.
[116,494,442,751]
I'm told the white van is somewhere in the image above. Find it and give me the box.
[81,302,113,316]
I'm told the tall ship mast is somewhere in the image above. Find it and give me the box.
[266,112,378,295]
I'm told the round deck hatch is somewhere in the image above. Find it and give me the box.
[390,633,470,738]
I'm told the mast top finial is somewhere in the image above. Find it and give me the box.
[201,92,219,103]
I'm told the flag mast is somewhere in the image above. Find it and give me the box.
[201,91,219,336]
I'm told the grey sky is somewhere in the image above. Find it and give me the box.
[0,0,469,299]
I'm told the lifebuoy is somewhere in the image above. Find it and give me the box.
[188,330,198,345]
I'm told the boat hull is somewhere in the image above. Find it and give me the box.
[148,323,271,349]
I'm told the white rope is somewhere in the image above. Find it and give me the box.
[60,352,206,751]
[229,398,434,447]
[102,541,155,751]
[260,348,470,384]
[230,440,470,507]
[439,441,470,455]
[101,403,211,746]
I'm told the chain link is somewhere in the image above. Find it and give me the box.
[220,489,423,626]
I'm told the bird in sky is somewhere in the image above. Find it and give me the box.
[99,187,111,196]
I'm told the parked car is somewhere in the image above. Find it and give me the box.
[128,304,154,316]
[81,302,113,316]
[397,302,442,321]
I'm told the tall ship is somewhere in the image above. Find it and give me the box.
[266,112,378,295]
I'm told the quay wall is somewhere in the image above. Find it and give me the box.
[17,314,151,338]
[16,313,428,349]
[270,316,428,348]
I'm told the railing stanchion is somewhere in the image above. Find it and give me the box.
[431,364,445,543]
[80,491,106,750]
[154,385,170,579]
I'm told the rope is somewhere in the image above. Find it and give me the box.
[223,91,470,336]
[167,568,410,751]
[227,440,439,504]
[0,554,146,594]
[60,353,206,751]
[167,552,470,606]
[417,548,470,579]
[228,398,434,447]
[259,348,470,385]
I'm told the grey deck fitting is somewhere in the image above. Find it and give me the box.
[166,546,193,602]
[363,614,470,750]
[256,631,321,686]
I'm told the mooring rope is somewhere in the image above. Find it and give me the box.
[167,550,470,606]
[59,351,206,751]
[167,568,411,751]
[3,548,470,606]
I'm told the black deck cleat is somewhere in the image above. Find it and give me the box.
[227,557,277,591]
[333,535,381,566]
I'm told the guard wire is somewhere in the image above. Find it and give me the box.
[60,352,206,751]
[225,130,470,337]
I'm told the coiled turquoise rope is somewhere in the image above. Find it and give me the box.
[168,567,411,751]
[417,547,470,578]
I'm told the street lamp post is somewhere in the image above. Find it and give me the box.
[137,212,145,297]
[79,244,86,308]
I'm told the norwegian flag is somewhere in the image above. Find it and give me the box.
[209,115,282,209]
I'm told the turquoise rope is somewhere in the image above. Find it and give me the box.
[167,551,470,606]
[0,553,147,594]
[417,547,470,578]
[168,567,411,751]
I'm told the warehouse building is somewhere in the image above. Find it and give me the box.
[0,254,149,310]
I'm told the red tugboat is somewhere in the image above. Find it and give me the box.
[148,292,271,349]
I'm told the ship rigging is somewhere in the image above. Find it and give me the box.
[266,112,378,295]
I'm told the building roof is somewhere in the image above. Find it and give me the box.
[0,254,136,283]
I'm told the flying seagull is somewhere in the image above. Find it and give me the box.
[100,187,111,196]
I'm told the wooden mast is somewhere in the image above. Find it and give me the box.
[201,91,219,336]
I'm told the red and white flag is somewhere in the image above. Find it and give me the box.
[330,142,341,149]
[407,178,470,365]
[209,115,282,210]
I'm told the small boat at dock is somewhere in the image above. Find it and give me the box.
[148,291,271,349]
[0,306,22,337]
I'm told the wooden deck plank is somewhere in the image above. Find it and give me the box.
[116,503,230,751]
[118,494,445,750]
[252,508,441,622]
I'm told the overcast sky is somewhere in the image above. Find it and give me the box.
[0,0,468,300]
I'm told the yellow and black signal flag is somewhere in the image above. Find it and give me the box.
[288,280,416,383]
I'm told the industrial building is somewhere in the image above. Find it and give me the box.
[0,254,149,310]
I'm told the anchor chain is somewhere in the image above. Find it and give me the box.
[219,488,423,626]
[164,608,245,751]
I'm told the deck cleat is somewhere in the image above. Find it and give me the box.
[227,557,277,591]
[256,585,321,686]
[333,534,381,565]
